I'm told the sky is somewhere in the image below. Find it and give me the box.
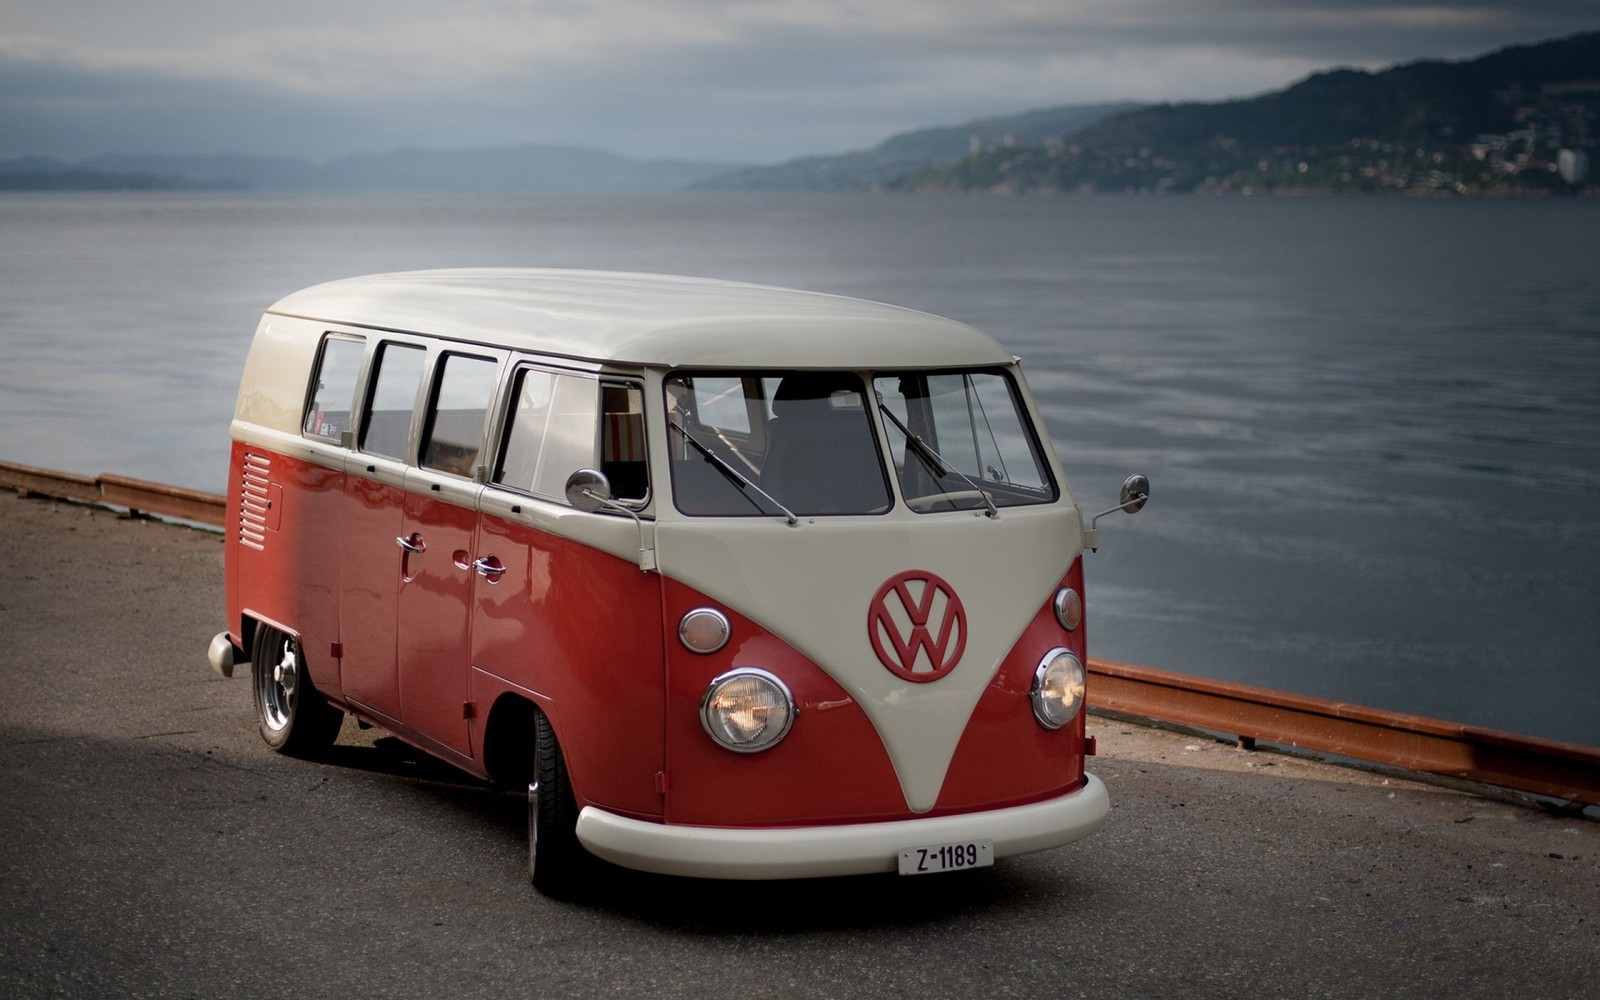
[2,1,1596,165]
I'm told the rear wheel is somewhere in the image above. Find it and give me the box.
[251,624,342,756]
[529,708,586,895]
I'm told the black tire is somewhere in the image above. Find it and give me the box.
[529,708,586,895]
[251,624,342,756]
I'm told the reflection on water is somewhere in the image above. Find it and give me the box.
[1,192,1596,745]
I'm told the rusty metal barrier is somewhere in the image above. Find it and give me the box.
[1,459,225,527]
[1089,658,1600,809]
[5,457,1596,809]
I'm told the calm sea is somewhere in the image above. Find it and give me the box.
[2,192,1597,746]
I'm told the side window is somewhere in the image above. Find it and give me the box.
[302,335,365,442]
[361,342,426,460]
[494,368,600,502]
[601,382,648,501]
[421,353,498,478]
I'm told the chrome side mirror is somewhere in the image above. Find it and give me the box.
[1084,473,1151,552]
[563,468,657,573]
[1117,473,1150,515]
[564,468,613,513]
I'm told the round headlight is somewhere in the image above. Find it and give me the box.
[679,607,731,654]
[700,669,795,753]
[1031,648,1085,730]
[1053,587,1083,631]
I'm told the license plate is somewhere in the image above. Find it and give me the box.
[898,838,995,875]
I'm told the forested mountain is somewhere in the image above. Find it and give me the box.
[894,31,1599,195]
[5,32,1593,195]
[0,145,740,193]
[689,103,1140,192]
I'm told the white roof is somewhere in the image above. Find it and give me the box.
[266,268,1015,369]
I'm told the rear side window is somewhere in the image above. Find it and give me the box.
[421,353,499,478]
[302,335,365,442]
[361,342,426,460]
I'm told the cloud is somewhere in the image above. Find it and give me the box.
[1,1,1595,162]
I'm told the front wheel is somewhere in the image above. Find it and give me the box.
[251,624,342,756]
[529,708,586,895]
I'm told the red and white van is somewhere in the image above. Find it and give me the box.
[208,268,1147,893]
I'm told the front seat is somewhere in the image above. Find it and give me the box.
[760,374,891,515]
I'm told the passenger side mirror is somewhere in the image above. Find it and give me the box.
[1083,473,1151,552]
[1117,473,1150,515]
[564,468,614,512]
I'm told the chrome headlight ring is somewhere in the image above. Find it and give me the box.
[700,668,796,753]
[1031,647,1086,730]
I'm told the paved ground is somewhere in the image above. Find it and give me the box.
[1,489,1595,1000]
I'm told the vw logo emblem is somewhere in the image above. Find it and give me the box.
[868,570,967,682]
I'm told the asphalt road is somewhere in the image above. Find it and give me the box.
[1,490,1595,1000]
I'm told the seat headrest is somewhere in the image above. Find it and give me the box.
[771,374,867,416]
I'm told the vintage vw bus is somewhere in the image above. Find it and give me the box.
[207,268,1147,893]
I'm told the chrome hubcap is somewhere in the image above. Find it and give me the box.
[259,638,297,732]
[273,647,298,696]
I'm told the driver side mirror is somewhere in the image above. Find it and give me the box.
[564,468,614,513]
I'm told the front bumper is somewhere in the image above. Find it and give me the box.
[576,772,1108,880]
[208,632,243,679]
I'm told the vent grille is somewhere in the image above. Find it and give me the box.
[239,452,271,551]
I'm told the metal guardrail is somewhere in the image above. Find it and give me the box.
[2,459,224,527]
[5,458,1597,810]
[1088,659,1600,809]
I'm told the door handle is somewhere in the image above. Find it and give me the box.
[396,534,425,553]
[472,556,506,580]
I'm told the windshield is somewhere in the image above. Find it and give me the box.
[663,369,1054,518]
[874,371,1056,512]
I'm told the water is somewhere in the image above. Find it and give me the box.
[3,191,1597,747]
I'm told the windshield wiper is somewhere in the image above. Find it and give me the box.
[877,405,999,518]
[668,418,799,526]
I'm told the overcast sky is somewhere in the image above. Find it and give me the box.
[2,1,1595,164]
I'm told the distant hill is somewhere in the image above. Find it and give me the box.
[9,31,1596,197]
[689,103,1141,192]
[0,144,744,193]
[893,31,1600,196]
[0,157,242,191]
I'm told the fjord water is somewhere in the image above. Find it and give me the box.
[2,192,1597,746]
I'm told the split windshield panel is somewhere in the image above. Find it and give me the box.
[664,369,1054,517]
[665,372,891,517]
[874,370,1056,512]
